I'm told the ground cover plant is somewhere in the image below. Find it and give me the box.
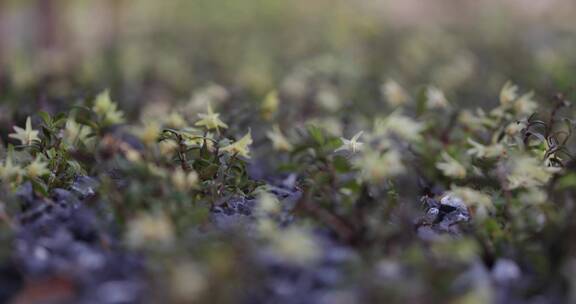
[2,1,576,303]
[1,82,575,303]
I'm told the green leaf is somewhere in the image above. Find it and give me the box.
[31,178,49,197]
[199,164,219,180]
[333,155,353,173]
[415,86,428,117]
[76,117,99,130]
[38,111,52,126]
[200,140,212,159]
[557,173,576,190]
[307,125,325,145]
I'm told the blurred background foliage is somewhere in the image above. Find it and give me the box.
[2,2,576,303]
[1,0,575,119]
